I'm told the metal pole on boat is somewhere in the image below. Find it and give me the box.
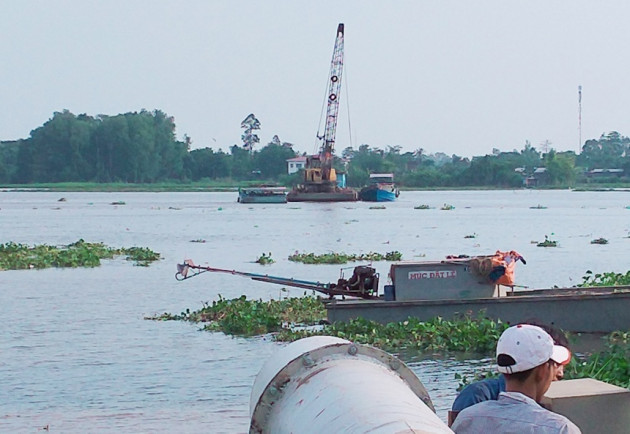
[249,336,452,433]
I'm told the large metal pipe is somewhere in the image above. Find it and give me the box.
[249,336,453,433]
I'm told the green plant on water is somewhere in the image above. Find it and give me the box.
[110,201,126,205]
[579,270,630,287]
[120,246,161,266]
[537,235,557,247]
[277,314,508,354]
[441,203,455,210]
[256,252,275,265]
[464,233,477,239]
[0,239,160,270]
[148,294,630,388]
[369,205,386,210]
[561,333,630,388]
[146,295,326,336]
[590,237,608,245]
[288,251,402,264]
[414,204,430,210]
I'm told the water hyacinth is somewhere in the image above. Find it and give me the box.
[147,295,326,336]
[149,294,630,387]
[579,270,630,287]
[0,239,160,269]
[288,251,403,264]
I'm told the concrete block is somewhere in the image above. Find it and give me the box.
[541,378,630,434]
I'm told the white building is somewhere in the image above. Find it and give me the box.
[286,156,307,174]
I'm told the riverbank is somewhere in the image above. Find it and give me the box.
[4,181,630,192]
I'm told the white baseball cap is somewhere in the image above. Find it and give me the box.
[496,324,571,374]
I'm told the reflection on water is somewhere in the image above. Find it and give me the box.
[1,190,628,432]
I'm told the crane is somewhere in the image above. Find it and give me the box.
[287,23,357,201]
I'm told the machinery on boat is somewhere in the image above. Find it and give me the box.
[175,251,522,301]
[175,250,630,332]
[176,260,379,299]
[287,23,357,202]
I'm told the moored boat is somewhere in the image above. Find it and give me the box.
[176,250,630,333]
[359,173,399,202]
[238,186,287,204]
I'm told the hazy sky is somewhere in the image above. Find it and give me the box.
[2,1,629,157]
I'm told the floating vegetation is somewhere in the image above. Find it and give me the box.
[190,239,206,243]
[0,239,160,270]
[579,270,630,287]
[441,203,455,210]
[369,205,386,210]
[58,197,66,202]
[414,204,431,210]
[564,332,630,388]
[529,204,547,209]
[590,237,609,245]
[256,252,275,265]
[288,251,403,264]
[146,295,326,336]
[110,201,126,205]
[464,233,477,239]
[151,295,630,386]
[537,235,558,247]
[277,314,508,353]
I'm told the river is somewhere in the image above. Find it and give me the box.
[2,189,628,432]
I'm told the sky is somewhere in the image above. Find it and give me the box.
[2,1,629,158]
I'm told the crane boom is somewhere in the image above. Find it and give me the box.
[322,23,344,162]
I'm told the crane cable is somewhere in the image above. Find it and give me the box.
[314,73,329,155]
[343,56,354,150]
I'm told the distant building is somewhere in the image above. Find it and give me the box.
[515,167,548,187]
[586,168,624,179]
[286,156,307,174]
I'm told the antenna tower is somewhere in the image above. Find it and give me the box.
[578,85,582,154]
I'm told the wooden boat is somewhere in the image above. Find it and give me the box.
[237,186,287,204]
[359,173,399,202]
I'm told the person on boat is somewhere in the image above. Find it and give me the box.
[450,323,570,421]
[450,324,581,433]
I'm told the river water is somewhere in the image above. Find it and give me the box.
[2,189,629,433]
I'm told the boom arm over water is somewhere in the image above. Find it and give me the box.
[175,260,379,299]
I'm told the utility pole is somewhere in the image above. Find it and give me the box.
[578,85,582,154]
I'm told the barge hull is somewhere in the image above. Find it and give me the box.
[287,191,358,202]
[325,288,630,333]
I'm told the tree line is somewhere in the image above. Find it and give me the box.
[1,110,629,188]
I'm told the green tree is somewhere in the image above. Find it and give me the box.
[187,148,230,180]
[544,150,576,186]
[253,140,296,178]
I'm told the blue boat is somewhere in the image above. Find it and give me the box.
[359,173,399,202]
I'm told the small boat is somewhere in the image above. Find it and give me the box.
[237,186,287,204]
[359,173,399,202]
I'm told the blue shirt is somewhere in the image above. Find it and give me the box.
[451,391,581,433]
[452,376,505,412]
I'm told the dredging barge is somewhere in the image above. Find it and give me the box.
[176,251,630,333]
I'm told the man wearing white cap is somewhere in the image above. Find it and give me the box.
[451,324,581,433]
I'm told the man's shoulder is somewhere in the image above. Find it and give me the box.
[452,396,581,434]
[451,377,504,411]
